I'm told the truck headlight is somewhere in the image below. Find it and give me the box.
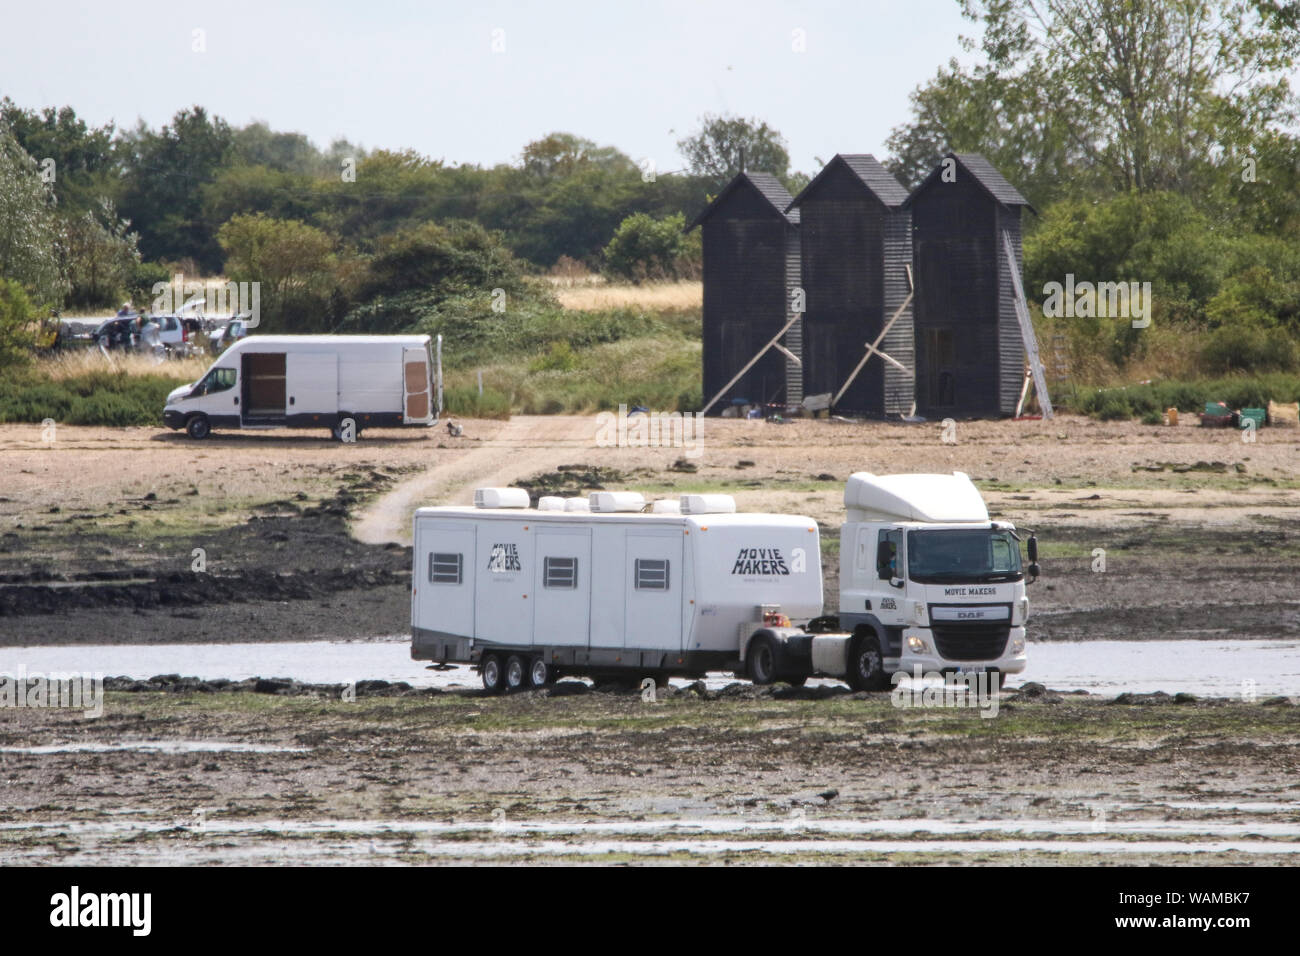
[1010,637,1025,655]
[907,635,929,653]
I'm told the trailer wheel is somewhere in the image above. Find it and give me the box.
[504,655,526,693]
[185,415,211,440]
[481,653,505,694]
[784,674,809,687]
[847,632,889,692]
[746,634,778,685]
[528,657,552,689]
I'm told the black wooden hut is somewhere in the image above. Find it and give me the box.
[688,172,801,413]
[904,153,1034,418]
[787,154,913,416]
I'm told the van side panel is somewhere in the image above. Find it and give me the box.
[338,348,403,416]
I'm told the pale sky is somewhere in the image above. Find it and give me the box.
[1,0,977,174]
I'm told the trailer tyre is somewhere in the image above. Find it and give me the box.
[185,415,211,440]
[746,634,778,685]
[504,655,526,693]
[847,632,889,692]
[481,653,505,695]
[528,657,552,689]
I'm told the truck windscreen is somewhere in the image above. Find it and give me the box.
[906,529,1023,583]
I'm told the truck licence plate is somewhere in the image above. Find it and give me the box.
[957,664,986,675]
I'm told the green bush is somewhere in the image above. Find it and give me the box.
[1069,374,1300,420]
[0,370,188,425]
[442,385,512,419]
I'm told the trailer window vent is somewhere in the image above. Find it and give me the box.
[679,494,736,515]
[634,558,670,591]
[429,552,463,585]
[589,491,646,513]
[543,556,578,589]
[474,487,531,509]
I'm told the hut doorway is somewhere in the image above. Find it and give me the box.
[923,328,955,409]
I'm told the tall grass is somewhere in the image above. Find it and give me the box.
[551,279,702,312]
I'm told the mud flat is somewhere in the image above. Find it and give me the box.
[3,417,1299,647]
[0,685,1296,865]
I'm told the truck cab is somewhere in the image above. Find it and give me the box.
[836,472,1030,686]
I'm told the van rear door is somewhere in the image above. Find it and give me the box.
[402,346,432,423]
[286,352,338,422]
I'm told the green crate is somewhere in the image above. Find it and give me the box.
[1240,408,1266,428]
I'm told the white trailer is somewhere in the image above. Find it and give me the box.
[163,334,441,440]
[411,490,823,692]
[410,473,1037,693]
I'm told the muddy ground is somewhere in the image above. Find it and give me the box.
[0,684,1296,864]
[2,417,1299,864]
[1,416,1297,646]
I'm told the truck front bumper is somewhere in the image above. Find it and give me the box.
[885,625,1028,675]
[163,408,186,429]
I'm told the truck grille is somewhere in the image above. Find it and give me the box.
[932,624,1009,662]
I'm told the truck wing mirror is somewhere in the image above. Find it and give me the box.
[889,577,904,589]
[1027,534,1038,563]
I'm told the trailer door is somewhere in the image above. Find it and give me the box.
[402,346,432,424]
[533,528,591,647]
[624,530,685,651]
[414,523,475,639]
[286,352,337,421]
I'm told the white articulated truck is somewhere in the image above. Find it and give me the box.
[410,473,1036,693]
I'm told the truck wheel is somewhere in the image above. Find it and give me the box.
[847,633,889,692]
[185,415,211,440]
[504,655,526,693]
[481,653,504,694]
[528,657,552,689]
[746,634,778,685]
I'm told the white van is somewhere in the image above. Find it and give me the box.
[163,334,441,440]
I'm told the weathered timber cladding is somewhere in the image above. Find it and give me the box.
[905,153,1031,418]
[691,172,800,412]
[789,155,913,416]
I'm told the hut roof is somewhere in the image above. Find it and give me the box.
[786,153,909,210]
[687,171,799,230]
[902,152,1035,213]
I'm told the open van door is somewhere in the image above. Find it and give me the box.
[402,345,432,424]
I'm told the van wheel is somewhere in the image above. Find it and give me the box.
[528,657,552,689]
[481,653,504,694]
[847,633,889,691]
[185,415,211,440]
[746,634,778,685]
[504,655,526,693]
